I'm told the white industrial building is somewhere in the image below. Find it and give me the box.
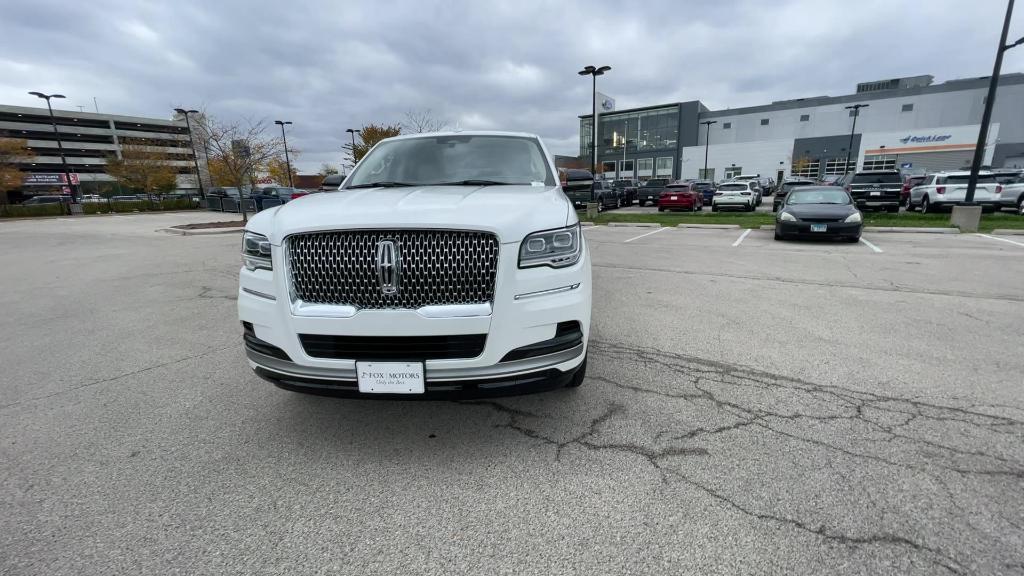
[580,73,1024,183]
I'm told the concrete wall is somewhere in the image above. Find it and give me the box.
[680,139,794,181]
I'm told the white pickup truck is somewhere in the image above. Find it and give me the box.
[237,131,591,397]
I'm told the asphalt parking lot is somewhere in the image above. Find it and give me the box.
[2,212,1024,575]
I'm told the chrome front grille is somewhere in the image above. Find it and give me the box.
[286,230,500,309]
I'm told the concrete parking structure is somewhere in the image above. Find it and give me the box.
[2,213,1023,575]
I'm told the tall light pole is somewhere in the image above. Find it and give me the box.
[844,104,869,174]
[578,65,611,175]
[28,91,77,203]
[700,120,717,180]
[622,120,628,178]
[274,120,294,187]
[965,0,1021,203]
[345,128,361,169]
[174,108,204,198]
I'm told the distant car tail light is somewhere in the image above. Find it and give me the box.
[290,191,308,200]
[936,186,945,195]
[996,185,1003,195]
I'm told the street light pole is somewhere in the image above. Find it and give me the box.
[965,0,1019,203]
[622,120,628,177]
[844,104,869,174]
[700,120,717,180]
[28,91,77,204]
[345,128,361,170]
[578,65,611,175]
[274,120,294,187]
[174,108,204,198]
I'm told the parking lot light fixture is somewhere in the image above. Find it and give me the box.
[964,0,1017,204]
[345,128,361,168]
[29,91,77,204]
[700,120,717,180]
[844,104,869,174]
[274,120,294,187]
[579,65,611,174]
[174,108,204,198]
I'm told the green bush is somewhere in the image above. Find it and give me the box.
[0,203,66,217]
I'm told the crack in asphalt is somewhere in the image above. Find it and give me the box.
[460,339,1023,573]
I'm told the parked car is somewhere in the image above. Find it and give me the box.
[251,187,300,210]
[22,195,70,205]
[712,181,757,211]
[611,179,638,207]
[993,169,1024,184]
[637,178,671,206]
[110,195,143,203]
[692,180,716,205]
[901,175,928,208]
[80,194,103,203]
[733,174,764,204]
[591,179,620,210]
[560,168,596,208]
[319,174,345,191]
[840,169,903,212]
[238,131,590,396]
[658,182,704,212]
[996,174,1024,213]
[775,186,863,242]
[906,171,1003,213]
[773,179,817,212]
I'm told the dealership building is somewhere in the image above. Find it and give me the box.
[579,73,1024,184]
[0,104,205,200]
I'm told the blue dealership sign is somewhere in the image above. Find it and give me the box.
[900,163,913,169]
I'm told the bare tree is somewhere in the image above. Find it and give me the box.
[204,117,284,223]
[401,109,449,134]
[105,138,179,195]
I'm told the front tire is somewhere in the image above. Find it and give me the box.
[905,197,916,212]
[774,229,783,241]
[658,206,665,212]
[920,195,931,214]
[638,200,646,208]
[712,204,719,212]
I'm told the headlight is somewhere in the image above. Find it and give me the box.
[844,212,863,223]
[519,224,581,269]
[779,211,797,222]
[242,231,272,271]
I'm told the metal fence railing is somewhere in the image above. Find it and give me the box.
[1,194,204,218]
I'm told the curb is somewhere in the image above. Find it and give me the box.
[759,225,776,230]
[607,222,660,228]
[864,227,959,234]
[991,229,1024,236]
[580,222,595,227]
[157,227,244,236]
[677,223,740,229]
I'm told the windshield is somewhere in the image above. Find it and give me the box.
[852,173,901,184]
[787,189,851,204]
[718,183,748,191]
[642,179,669,187]
[344,134,554,187]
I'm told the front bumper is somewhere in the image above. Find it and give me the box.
[238,235,591,396]
[776,220,862,237]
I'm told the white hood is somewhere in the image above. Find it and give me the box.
[250,185,573,245]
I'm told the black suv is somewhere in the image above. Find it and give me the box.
[638,178,671,207]
[840,170,903,212]
[560,169,595,208]
[611,179,638,206]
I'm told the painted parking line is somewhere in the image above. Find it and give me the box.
[860,237,884,253]
[976,233,1024,248]
[731,229,752,247]
[623,227,668,243]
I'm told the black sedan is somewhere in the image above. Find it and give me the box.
[774,187,863,242]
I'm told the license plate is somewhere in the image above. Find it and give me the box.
[356,361,425,394]
[870,191,881,197]
[670,195,678,200]
[810,224,827,232]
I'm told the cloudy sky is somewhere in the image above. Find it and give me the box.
[2,0,1022,173]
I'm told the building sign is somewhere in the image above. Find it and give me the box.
[597,92,615,112]
[898,134,952,144]
[23,173,80,185]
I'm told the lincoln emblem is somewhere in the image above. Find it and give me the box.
[376,240,400,294]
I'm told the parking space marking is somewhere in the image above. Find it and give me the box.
[977,233,1024,249]
[623,227,668,243]
[731,229,752,247]
[860,237,884,253]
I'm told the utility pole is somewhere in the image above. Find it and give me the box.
[700,120,717,180]
[844,104,869,174]
[965,0,1020,203]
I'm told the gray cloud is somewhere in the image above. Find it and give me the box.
[2,0,1021,172]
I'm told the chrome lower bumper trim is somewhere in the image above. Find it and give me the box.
[245,342,584,383]
[289,300,492,319]
[514,283,580,300]
[242,287,277,301]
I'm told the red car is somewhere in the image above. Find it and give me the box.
[658,182,704,212]
[902,175,927,208]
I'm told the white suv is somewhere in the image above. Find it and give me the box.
[238,131,591,397]
[907,171,1003,213]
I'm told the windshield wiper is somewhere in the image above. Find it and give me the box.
[346,181,417,189]
[431,179,519,186]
